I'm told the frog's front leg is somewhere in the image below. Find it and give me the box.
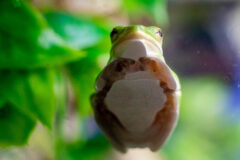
[138,57,179,151]
[139,57,177,91]
[148,82,178,151]
[93,58,142,152]
[96,58,140,91]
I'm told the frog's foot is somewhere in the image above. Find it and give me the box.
[139,57,177,90]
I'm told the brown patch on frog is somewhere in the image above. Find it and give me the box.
[91,58,142,152]
[99,58,141,88]
[139,57,159,72]
[92,57,178,152]
[92,58,143,152]
[147,81,177,151]
[138,57,178,151]
[139,57,177,90]
[91,87,128,153]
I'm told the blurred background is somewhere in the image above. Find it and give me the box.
[0,0,240,160]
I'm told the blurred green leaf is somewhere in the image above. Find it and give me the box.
[0,0,84,69]
[54,69,68,139]
[54,69,67,114]
[0,96,6,109]
[122,0,168,26]
[162,77,240,160]
[152,0,168,26]
[45,12,106,50]
[83,38,111,60]
[0,69,56,128]
[180,77,226,131]
[67,58,101,115]
[56,136,110,160]
[45,12,112,116]
[0,103,36,147]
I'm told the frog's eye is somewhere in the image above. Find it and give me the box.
[110,28,118,42]
[156,30,163,38]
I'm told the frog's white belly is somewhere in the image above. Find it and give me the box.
[105,71,166,133]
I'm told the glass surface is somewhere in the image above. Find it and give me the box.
[0,0,239,160]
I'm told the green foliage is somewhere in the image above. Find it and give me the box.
[0,0,84,69]
[0,0,111,147]
[54,70,67,116]
[45,12,106,50]
[0,103,35,147]
[0,0,112,148]
[67,59,101,115]
[0,70,56,128]
[122,0,168,26]
[45,11,111,115]
[162,77,240,160]
[56,136,111,160]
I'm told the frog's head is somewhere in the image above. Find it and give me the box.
[110,25,164,61]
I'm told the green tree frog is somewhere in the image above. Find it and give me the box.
[91,25,181,153]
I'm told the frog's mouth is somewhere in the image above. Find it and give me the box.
[112,32,163,61]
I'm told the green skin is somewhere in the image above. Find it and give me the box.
[109,25,164,61]
[109,25,180,91]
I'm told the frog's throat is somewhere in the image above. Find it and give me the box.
[113,32,162,50]
[112,39,163,61]
[110,32,163,61]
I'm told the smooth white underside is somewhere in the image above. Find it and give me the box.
[125,71,156,80]
[111,39,178,90]
[105,71,166,133]
[114,39,162,61]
